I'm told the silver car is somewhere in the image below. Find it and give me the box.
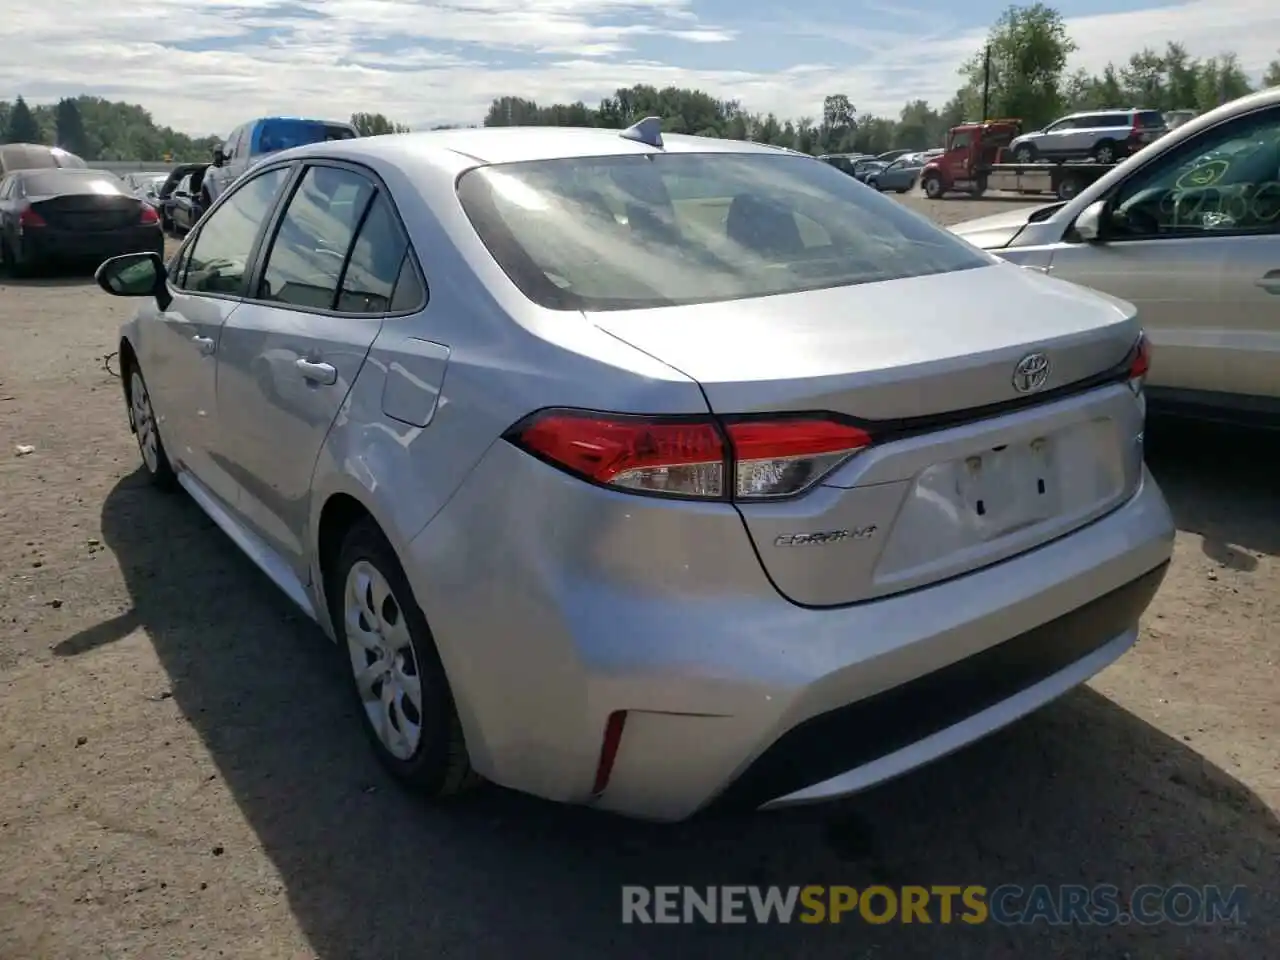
[1009,109,1166,165]
[94,123,1174,822]
[951,87,1280,428]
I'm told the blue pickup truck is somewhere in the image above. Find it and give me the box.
[201,116,358,205]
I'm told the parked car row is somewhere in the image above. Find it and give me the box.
[817,148,945,193]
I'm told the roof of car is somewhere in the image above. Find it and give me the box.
[272,126,812,167]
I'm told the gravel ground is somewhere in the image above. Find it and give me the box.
[0,200,1276,960]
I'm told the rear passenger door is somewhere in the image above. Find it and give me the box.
[211,161,418,579]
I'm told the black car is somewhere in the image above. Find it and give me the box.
[165,172,207,234]
[156,162,210,233]
[0,168,164,276]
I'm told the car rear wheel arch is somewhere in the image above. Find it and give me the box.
[319,505,480,797]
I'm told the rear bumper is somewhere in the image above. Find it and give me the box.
[709,560,1165,813]
[18,225,163,262]
[408,436,1176,822]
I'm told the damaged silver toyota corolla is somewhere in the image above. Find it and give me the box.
[96,117,1175,821]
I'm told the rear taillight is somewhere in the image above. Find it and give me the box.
[140,204,159,225]
[1126,332,1151,394]
[505,409,873,501]
[18,208,45,228]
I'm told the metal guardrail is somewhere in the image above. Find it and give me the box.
[88,160,181,174]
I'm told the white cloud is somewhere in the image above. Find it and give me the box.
[0,0,1277,137]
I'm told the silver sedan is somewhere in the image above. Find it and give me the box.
[95,122,1174,821]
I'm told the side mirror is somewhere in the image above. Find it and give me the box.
[1073,200,1108,243]
[95,251,172,311]
[212,148,226,167]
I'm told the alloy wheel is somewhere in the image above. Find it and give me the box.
[130,370,160,474]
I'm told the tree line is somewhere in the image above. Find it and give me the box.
[0,98,430,163]
[481,3,1280,156]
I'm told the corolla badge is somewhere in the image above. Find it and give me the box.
[1012,352,1051,394]
[774,527,877,547]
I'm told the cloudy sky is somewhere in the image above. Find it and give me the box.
[3,0,1278,136]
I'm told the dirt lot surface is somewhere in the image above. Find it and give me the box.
[1,202,1276,960]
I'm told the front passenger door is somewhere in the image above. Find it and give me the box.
[212,163,413,579]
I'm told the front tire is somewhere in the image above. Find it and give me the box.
[923,174,945,199]
[1013,144,1036,163]
[1092,140,1117,165]
[126,363,177,489]
[330,519,478,798]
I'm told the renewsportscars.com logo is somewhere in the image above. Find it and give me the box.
[621,884,1248,926]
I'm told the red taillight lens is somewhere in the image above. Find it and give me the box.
[140,204,159,225]
[1126,332,1151,395]
[512,411,726,498]
[506,409,873,501]
[1129,332,1151,378]
[18,208,46,228]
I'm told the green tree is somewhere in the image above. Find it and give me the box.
[1265,55,1280,88]
[55,98,89,155]
[350,112,410,136]
[4,96,41,144]
[959,2,1076,128]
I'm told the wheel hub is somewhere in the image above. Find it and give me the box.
[344,561,424,760]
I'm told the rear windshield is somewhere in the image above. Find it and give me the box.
[21,170,126,195]
[254,120,356,155]
[456,153,990,311]
[1134,111,1166,128]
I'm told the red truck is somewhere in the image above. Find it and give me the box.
[919,119,1117,202]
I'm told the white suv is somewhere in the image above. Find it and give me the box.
[1009,109,1167,165]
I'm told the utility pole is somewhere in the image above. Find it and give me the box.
[981,45,992,121]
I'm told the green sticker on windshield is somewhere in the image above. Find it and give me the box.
[1177,159,1229,190]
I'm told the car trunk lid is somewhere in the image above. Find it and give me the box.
[588,262,1147,606]
[29,194,142,232]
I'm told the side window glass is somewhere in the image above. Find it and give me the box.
[389,253,426,312]
[336,192,411,313]
[952,133,971,149]
[257,166,372,310]
[1108,108,1280,239]
[180,166,290,295]
[169,239,194,287]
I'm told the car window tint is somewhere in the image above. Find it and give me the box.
[180,166,290,295]
[389,253,426,312]
[458,152,987,311]
[335,192,410,313]
[257,165,373,310]
[1109,107,1280,239]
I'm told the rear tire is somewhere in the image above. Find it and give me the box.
[923,174,945,199]
[124,360,177,489]
[329,518,479,799]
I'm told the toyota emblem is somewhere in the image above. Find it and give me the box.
[1012,352,1050,394]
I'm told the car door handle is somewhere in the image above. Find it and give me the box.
[295,358,337,385]
[1256,270,1280,294]
[192,335,215,355]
